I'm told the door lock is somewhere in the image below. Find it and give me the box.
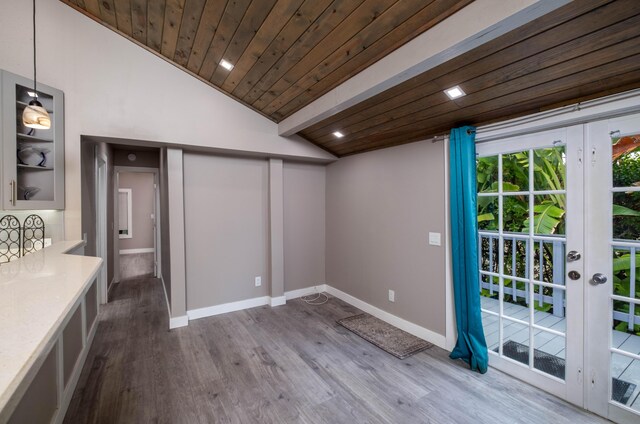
[568,271,581,280]
[566,251,581,262]
[591,273,607,285]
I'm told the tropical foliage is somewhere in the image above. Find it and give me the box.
[477,138,640,334]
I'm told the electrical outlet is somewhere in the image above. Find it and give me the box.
[429,232,441,246]
[255,276,262,287]
[388,290,395,302]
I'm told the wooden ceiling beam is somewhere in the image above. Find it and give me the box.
[277,0,569,137]
[315,10,640,147]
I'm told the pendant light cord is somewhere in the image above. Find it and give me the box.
[32,0,37,96]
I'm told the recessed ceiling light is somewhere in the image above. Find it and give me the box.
[333,131,344,138]
[220,59,234,71]
[444,85,465,100]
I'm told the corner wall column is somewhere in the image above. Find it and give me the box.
[167,148,188,324]
[269,158,285,306]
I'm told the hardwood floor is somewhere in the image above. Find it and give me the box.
[64,277,608,424]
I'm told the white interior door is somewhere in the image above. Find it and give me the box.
[586,113,640,423]
[476,126,585,404]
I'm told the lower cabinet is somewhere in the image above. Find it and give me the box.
[7,278,99,424]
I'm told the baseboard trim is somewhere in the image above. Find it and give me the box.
[184,284,446,349]
[284,284,327,300]
[159,277,187,330]
[188,296,271,321]
[324,285,447,349]
[169,315,189,329]
[269,296,287,307]
[119,248,155,255]
[107,277,117,296]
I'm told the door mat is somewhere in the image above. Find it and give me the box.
[496,340,637,404]
[337,313,432,359]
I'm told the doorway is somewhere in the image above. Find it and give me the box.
[476,112,640,422]
[115,167,160,281]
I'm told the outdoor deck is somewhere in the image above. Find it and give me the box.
[481,296,640,412]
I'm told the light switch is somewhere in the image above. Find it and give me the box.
[429,232,441,246]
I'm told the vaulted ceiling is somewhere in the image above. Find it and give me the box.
[61,0,640,157]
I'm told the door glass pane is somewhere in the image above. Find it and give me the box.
[503,151,528,192]
[503,279,529,322]
[534,146,566,191]
[500,319,530,364]
[611,352,640,408]
[504,195,528,233]
[533,331,566,379]
[477,156,498,193]
[533,285,566,330]
[613,192,640,241]
[502,238,528,279]
[612,134,640,188]
[478,196,498,231]
[532,195,566,235]
[533,240,565,285]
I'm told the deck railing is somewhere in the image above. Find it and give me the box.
[611,243,640,332]
[478,232,565,318]
[479,233,640,328]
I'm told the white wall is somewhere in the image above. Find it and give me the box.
[0,0,335,241]
[326,139,447,336]
[118,172,154,251]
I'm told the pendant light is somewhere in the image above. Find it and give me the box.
[22,0,51,130]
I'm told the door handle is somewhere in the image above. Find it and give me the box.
[591,273,607,285]
[8,180,16,206]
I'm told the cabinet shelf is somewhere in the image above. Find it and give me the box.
[17,133,54,143]
[16,100,53,114]
[17,164,53,170]
[2,70,64,209]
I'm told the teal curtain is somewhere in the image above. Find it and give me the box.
[449,125,488,374]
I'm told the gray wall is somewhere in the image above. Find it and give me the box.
[283,163,326,291]
[118,172,155,251]
[183,153,269,310]
[160,148,172,304]
[326,140,447,336]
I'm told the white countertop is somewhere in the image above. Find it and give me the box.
[0,241,102,416]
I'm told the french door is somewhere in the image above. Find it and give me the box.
[585,113,640,423]
[476,112,640,423]
[476,127,585,406]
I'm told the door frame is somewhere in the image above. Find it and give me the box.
[95,149,108,304]
[113,166,161,282]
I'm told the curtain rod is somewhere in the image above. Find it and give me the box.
[430,128,475,143]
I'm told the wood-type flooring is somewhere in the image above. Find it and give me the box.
[63,277,608,423]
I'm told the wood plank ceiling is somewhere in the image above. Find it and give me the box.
[61,0,640,157]
[301,0,640,156]
[59,0,471,121]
